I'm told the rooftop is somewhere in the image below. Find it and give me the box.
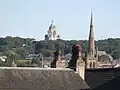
[0,67,89,90]
[0,67,72,70]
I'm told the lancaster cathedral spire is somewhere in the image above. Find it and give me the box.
[85,12,99,68]
[88,12,95,57]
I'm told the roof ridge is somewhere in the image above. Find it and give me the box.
[0,67,73,71]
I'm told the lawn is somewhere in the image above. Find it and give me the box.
[16,59,32,65]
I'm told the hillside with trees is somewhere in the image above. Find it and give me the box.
[35,38,120,59]
[0,36,35,60]
[0,36,120,61]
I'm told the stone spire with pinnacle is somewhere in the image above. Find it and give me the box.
[88,12,95,57]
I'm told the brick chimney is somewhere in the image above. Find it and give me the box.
[51,45,62,68]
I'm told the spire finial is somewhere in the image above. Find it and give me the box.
[90,12,93,26]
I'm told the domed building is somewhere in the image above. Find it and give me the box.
[45,20,60,40]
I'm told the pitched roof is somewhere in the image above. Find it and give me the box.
[93,75,120,90]
[0,67,89,90]
[85,68,120,89]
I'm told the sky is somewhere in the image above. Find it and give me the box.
[0,0,120,40]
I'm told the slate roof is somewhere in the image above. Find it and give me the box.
[93,75,120,90]
[85,68,120,89]
[0,67,89,90]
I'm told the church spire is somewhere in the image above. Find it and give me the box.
[88,12,95,57]
[90,12,93,26]
[85,12,99,69]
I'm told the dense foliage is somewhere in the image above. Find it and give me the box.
[35,38,120,59]
[0,36,120,60]
[0,36,35,60]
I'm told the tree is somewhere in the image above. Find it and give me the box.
[4,50,20,66]
[0,36,120,60]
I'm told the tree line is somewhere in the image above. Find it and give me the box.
[35,38,120,59]
[0,36,120,60]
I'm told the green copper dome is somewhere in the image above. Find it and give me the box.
[52,25,56,29]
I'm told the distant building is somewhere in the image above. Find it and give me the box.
[25,54,39,60]
[97,51,107,56]
[44,34,49,40]
[84,12,99,69]
[68,12,114,70]
[45,20,60,40]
